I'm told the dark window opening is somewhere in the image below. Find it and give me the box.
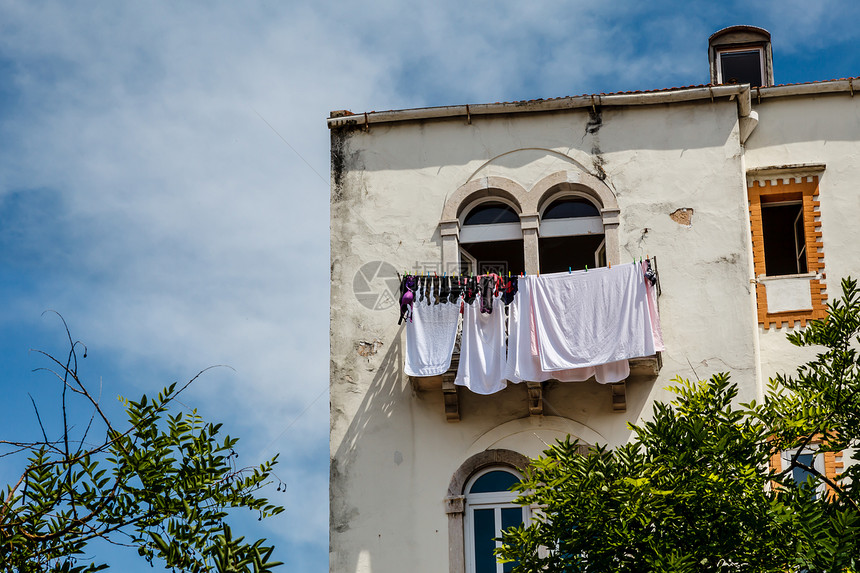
[460,240,525,276]
[469,470,520,493]
[539,235,605,274]
[719,50,763,87]
[542,197,600,219]
[792,453,816,487]
[762,203,807,276]
[463,202,519,225]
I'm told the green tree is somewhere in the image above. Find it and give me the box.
[0,322,284,573]
[499,278,860,572]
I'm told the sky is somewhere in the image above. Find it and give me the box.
[2,1,860,571]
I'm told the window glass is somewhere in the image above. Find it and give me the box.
[543,197,600,219]
[719,50,763,87]
[762,203,807,276]
[500,508,523,573]
[792,453,816,487]
[473,509,496,573]
[464,202,519,225]
[469,470,521,493]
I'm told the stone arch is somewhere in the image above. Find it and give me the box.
[440,176,526,221]
[440,170,622,273]
[444,449,530,573]
[446,449,530,499]
[525,170,618,213]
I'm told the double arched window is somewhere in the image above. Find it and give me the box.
[458,193,607,276]
[440,171,620,277]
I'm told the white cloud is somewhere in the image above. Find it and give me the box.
[2,1,860,569]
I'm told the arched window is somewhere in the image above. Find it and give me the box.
[538,195,606,273]
[459,201,525,276]
[440,173,620,277]
[464,468,528,573]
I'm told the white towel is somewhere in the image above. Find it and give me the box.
[455,296,507,395]
[404,298,460,377]
[530,263,655,372]
[505,277,630,384]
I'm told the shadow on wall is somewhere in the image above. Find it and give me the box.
[330,329,407,572]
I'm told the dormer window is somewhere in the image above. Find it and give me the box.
[708,25,773,87]
[716,47,765,87]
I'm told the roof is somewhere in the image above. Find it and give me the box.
[328,77,860,129]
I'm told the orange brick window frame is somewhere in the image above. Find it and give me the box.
[769,439,844,499]
[747,174,826,329]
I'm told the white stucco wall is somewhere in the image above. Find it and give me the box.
[744,94,860,381]
[330,97,772,573]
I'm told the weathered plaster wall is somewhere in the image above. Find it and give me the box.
[330,100,759,573]
[744,94,860,380]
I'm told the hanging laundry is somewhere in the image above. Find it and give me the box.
[529,263,655,371]
[504,277,629,384]
[449,276,463,304]
[642,260,665,352]
[404,293,461,377]
[398,276,416,325]
[463,276,478,304]
[439,276,451,303]
[501,276,518,306]
[479,276,494,314]
[454,295,507,395]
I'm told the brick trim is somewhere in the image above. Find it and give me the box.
[769,436,844,498]
[747,175,827,329]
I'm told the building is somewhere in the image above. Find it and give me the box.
[328,26,860,573]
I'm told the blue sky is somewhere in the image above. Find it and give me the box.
[2,1,860,571]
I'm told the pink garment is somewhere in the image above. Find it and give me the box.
[642,261,665,352]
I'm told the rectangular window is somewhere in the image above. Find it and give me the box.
[747,174,826,329]
[761,201,807,276]
[717,48,765,87]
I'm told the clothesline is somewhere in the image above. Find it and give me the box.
[401,261,664,395]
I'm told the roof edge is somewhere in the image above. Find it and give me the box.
[327,85,748,130]
[328,77,860,130]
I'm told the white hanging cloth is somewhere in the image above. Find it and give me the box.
[454,296,507,395]
[505,276,629,385]
[404,295,461,377]
[529,263,655,372]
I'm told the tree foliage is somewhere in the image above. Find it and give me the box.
[0,321,284,572]
[499,278,860,572]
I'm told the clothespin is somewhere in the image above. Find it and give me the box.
[585,265,588,272]
[568,267,572,274]
[508,271,511,278]
[608,261,611,268]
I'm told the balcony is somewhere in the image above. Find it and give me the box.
[410,263,663,422]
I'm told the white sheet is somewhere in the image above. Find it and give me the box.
[530,263,655,371]
[505,277,629,384]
